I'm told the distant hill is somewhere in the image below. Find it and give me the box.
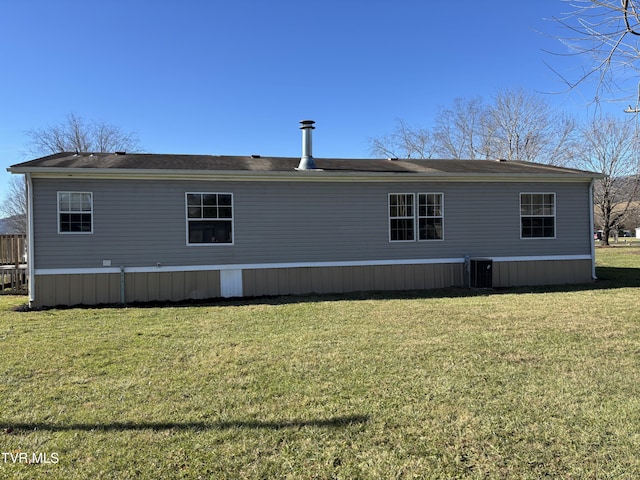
[0,216,25,234]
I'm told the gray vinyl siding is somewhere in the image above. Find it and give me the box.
[31,178,593,270]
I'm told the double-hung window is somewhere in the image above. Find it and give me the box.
[418,193,443,240]
[186,193,234,245]
[389,193,415,241]
[520,193,555,238]
[389,193,443,242]
[58,192,93,234]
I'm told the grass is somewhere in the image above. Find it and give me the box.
[1,246,640,478]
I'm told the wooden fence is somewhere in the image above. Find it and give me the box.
[0,234,27,291]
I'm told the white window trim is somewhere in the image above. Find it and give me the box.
[417,192,444,242]
[520,192,556,240]
[57,191,93,235]
[185,192,235,246]
[388,193,416,242]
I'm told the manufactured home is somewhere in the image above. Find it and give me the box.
[8,121,600,307]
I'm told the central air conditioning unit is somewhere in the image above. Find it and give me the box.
[469,258,493,288]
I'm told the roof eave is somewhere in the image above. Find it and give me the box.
[7,166,602,182]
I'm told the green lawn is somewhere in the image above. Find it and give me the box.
[1,247,640,479]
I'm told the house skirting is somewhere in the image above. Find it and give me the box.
[31,256,594,307]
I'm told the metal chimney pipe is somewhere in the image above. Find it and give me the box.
[297,120,317,170]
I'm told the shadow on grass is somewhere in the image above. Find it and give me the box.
[584,266,640,288]
[1,415,369,433]
[503,266,640,295]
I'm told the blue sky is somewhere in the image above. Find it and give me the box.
[0,1,597,195]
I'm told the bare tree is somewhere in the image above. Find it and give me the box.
[553,0,640,106]
[25,112,141,155]
[432,96,489,159]
[371,89,576,164]
[0,176,27,234]
[485,88,577,165]
[369,119,435,159]
[572,115,640,244]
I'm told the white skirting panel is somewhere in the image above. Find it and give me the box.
[220,269,243,298]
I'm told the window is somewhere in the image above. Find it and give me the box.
[520,193,555,238]
[58,192,93,233]
[389,193,444,242]
[389,194,415,241]
[418,193,443,240]
[186,193,233,245]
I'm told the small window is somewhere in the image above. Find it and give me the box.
[389,193,415,241]
[418,193,443,240]
[186,193,233,245]
[520,193,555,238]
[58,192,93,233]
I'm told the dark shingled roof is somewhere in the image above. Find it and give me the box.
[8,152,600,177]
